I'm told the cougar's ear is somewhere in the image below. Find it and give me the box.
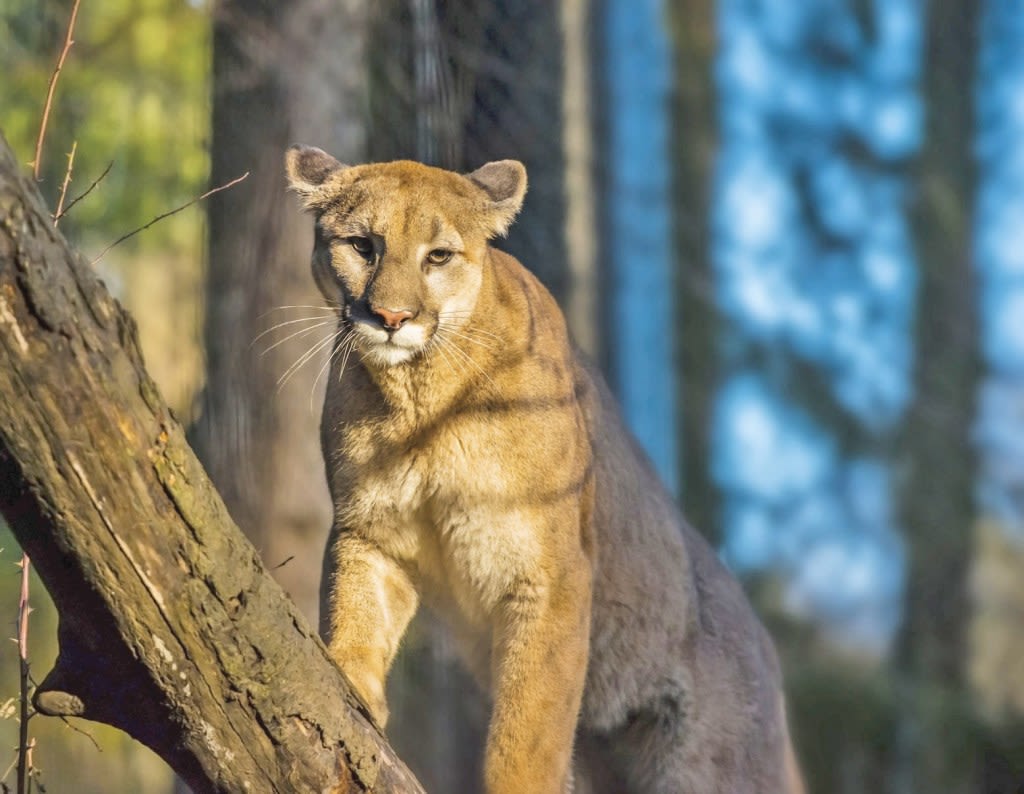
[285,144,347,209]
[466,160,527,237]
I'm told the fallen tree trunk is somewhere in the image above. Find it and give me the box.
[0,135,425,794]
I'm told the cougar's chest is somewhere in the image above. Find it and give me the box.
[330,416,431,557]
[330,405,542,632]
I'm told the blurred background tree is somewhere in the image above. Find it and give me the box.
[3,0,1024,792]
[191,0,367,629]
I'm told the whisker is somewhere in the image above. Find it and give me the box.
[430,334,463,378]
[310,330,355,413]
[251,314,338,346]
[309,331,344,406]
[438,326,497,350]
[257,319,336,355]
[462,328,502,343]
[435,330,494,387]
[277,327,344,391]
[257,303,341,319]
[336,333,358,384]
[440,336,487,383]
[437,315,502,342]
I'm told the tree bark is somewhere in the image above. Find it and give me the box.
[0,136,424,794]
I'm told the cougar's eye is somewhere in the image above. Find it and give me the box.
[426,248,453,266]
[347,236,373,257]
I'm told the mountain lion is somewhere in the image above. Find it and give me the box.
[285,145,804,794]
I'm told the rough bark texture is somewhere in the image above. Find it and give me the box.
[0,136,424,794]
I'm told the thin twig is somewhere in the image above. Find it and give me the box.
[59,717,101,753]
[32,0,82,181]
[52,141,77,227]
[16,553,32,794]
[1,754,16,790]
[22,742,34,794]
[55,160,112,222]
[90,171,249,265]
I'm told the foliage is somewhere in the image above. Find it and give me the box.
[0,0,209,252]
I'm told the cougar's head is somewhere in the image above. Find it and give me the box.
[285,145,527,368]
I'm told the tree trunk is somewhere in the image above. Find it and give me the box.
[560,0,599,359]
[0,135,423,794]
[457,0,568,305]
[596,0,679,491]
[192,0,368,623]
[899,0,979,691]
[669,0,719,544]
[894,0,981,790]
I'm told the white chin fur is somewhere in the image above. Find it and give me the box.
[364,343,418,366]
[353,321,428,367]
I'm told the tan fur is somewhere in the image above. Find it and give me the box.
[286,146,803,794]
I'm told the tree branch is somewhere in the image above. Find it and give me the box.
[32,0,81,181]
[53,140,77,226]
[54,160,112,223]
[90,171,250,264]
[0,134,424,794]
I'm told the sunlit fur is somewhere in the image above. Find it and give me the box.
[285,146,804,794]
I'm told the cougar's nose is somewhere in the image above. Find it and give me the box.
[372,306,415,330]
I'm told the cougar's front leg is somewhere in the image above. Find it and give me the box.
[319,528,418,728]
[484,551,593,794]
